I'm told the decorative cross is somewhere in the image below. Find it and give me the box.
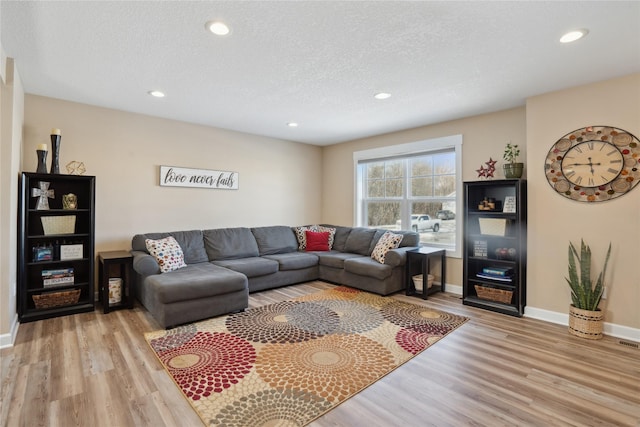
[31,181,55,210]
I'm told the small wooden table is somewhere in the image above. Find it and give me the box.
[98,250,134,313]
[405,247,447,299]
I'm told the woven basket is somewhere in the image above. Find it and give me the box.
[41,215,76,235]
[475,285,513,304]
[413,274,434,291]
[478,218,506,236]
[568,305,603,340]
[33,289,80,309]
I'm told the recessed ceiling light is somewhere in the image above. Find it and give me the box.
[560,29,588,43]
[287,122,299,127]
[148,90,165,98]
[374,92,391,100]
[206,21,230,36]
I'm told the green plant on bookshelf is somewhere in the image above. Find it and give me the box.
[502,142,523,178]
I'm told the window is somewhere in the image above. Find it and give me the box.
[354,135,462,256]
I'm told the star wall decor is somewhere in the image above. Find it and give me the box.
[476,157,497,179]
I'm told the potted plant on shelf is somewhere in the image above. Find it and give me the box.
[502,142,523,178]
[566,239,611,340]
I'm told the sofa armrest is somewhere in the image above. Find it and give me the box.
[132,250,160,276]
[384,246,418,267]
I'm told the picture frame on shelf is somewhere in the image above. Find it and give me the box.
[473,240,488,258]
[60,244,83,260]
[503,196,516,213]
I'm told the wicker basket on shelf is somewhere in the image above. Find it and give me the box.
[412,274,434,291]
[474,285,513,304]
[41,215,76,235]
[32,289,80,309]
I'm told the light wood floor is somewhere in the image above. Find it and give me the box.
[2,281,639,427]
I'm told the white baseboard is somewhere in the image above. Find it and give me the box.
[448,285,638,343]
[0,313,20,349]
[525,305,640,343]
[445,283,462,296]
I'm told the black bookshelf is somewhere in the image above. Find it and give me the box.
[17,172,95,322]
[462,179,526,316]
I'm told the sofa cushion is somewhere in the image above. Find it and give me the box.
[251,226,298,255]
[383,247,411,268]
[305,230,330,251]
[367,229,387,254]
[212,257,279,277]
[397,230,420,247]
[344,228,377,256]
[323,225,351,252]
[371,231,403,264]
[263,252,319,271]
[132,230,208,264]
[204,227,259,260]
[344,257,393,280]
[145,236,187,273]
[146,263,247,304]
[316,251,363,269]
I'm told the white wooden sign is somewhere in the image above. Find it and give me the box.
[503,196,516,213]
[60,244,83,260]
[159,166,239,190]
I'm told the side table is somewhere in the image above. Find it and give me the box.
[405,247,447,299]
[98,250,134,313]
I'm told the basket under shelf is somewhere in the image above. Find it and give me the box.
[474,285,513,304]
[32,289,81,309]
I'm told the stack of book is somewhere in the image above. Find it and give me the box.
[42,268,74,288]
[476,266,513,282]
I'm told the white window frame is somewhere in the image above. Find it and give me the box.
[353,134,463,258]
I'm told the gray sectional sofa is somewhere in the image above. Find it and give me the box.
[131,225,419,328]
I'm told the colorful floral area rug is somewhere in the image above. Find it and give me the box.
[145,286,468,426]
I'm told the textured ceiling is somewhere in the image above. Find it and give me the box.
[2,1,639,145]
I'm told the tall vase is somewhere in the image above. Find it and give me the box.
[50,134,61,174]
[36,149,48,173]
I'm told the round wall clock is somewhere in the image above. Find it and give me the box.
[545,126,639,202]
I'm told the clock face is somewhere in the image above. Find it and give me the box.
[545,126,640,202]
[560,141,624,187]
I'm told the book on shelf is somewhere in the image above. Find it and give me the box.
[42,268,74,287]
[481,267,514,277]
[476,272,513,282]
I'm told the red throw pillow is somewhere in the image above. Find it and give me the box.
[305,230,330,251]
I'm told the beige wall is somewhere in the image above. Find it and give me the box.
[527,73,640,330]
[322,107,527,289]
[23,96,323,254]
[323,73,639,334]
[1,56,24,346]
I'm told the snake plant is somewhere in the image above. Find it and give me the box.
[566,240,611,311]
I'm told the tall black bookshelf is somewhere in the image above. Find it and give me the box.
[463,179,526,316]
[17,172,96,322]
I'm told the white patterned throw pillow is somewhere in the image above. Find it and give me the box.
[371,231,403,264]
[145,236,187,273]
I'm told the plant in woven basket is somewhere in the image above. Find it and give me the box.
[566,239,611,311]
